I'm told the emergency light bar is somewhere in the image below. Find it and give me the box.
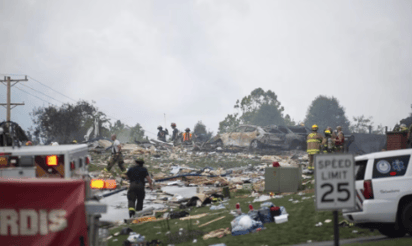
[90,179,117,189]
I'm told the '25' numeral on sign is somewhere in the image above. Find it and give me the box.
[321,183,350,202]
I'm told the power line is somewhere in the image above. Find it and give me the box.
[27,75,77,102]
[14,85,56,106]
[1,73,139,132]
[25,75,123,122]
[20,83,66,104]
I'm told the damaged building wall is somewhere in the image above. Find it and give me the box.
[348,133,387,155]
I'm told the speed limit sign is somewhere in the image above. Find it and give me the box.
[315,154,356,211]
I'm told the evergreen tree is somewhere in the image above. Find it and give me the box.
[304,96,351,134]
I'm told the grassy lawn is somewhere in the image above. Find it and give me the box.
[90,150,384,245]
[106,189,382,246]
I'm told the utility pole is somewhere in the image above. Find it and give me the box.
[0,76,28,121]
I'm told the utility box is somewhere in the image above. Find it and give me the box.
[264,167,301,193]
[0,167,36,178]
[386,131,408,150]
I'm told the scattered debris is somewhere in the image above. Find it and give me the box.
[202,228,231,240]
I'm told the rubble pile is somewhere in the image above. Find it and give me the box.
[91,142,312,244]
[90,141,310,196]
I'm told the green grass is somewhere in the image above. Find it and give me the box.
[106,189,381,246]
[93,151,381,245]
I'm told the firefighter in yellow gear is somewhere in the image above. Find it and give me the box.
[327,126,337,139]
[321,129,335,153]
[182,128,192,143]
[307,124,323,170]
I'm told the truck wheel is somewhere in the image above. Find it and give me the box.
[378,225,406,238]
[250,140,260,149]
[401,202,412,235]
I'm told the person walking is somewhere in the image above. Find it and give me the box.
[307,124,323,170]
[125,158,153,218]
[105,134,125,172]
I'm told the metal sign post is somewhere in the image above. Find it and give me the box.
[314,154,356,246]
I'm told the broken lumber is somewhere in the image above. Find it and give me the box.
[179,213,209,221]
[198,216,225,228]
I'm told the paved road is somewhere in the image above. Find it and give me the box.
[292,235,408,246]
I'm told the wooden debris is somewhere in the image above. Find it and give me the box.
[198,216,225,228]
[179,213,209,221]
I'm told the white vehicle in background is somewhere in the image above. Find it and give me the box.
[342,149,412,237]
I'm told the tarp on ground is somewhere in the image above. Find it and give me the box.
[348,133,387,155]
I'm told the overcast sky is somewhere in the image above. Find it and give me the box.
[1,0,411,139]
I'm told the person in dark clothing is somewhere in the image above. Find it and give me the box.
[157,126,169,142]
[170,123,179,141]
[125,158,153,218]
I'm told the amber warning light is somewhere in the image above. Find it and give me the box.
[0,156,8,166]
[46,155,58,166]
[90,179,116,189]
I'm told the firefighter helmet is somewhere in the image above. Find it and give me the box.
[26,141,33,146]
[337,126,342,131]
[157,125,163,130]
[324,130,331,135]
[185,128,190,132]
[312,124,318,131]
[171,123,176,127]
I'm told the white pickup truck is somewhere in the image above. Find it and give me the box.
[342,148,412,237]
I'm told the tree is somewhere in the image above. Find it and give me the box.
[110,120,126,135]
[218,113,241,133]
[400,105,412,129]
[236,88,285,126]
[193,121,213,141]
[218,88,288,133]
[30,100,98,144]
[110,120,131,142]
[304,96,351,134]
[284,114,296,126]
[129,123,145,142]
[109,120,146,143]
[350,115,385,134]
[350,115,373,133]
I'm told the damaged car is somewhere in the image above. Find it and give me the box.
[212,125,306,150]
